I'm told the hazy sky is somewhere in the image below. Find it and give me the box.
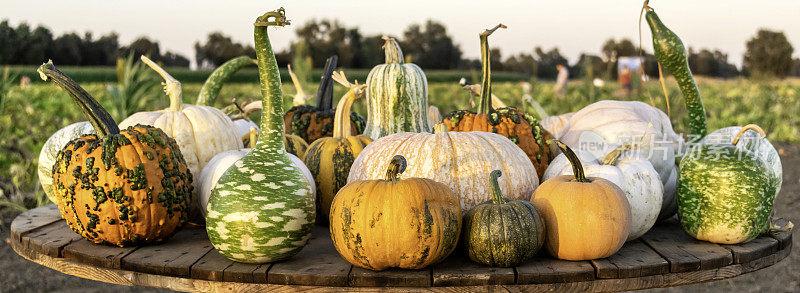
[3,0,799,67]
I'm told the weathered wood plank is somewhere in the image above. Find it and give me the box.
[190,249,232,281]
[349,267,431,287]
[62,239,139,269]
[770,230,792,250]
[22,220,83,258]
[432,254,515,286]
[223,260,262,283]
[268,226,351,286]
[591,240,668,279]
[722,236,779,264]
[516,256,594,284]
[10,204,62,242]
[640,224,701,272]
[120,226,213,278]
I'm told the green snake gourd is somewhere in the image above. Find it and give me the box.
[205,8,316,263]
[196,56,257,107]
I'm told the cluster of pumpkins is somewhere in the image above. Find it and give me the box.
[36,6,788,271]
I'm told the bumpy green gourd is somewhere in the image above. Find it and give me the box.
[196,56,256,106]
[205,8,315,263]
[645,3,707,138]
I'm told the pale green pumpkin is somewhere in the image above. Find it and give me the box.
[363,37,431,139]
[205,8,315,263]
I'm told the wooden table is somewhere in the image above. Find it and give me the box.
[10,205,792,292]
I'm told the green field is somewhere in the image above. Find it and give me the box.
[1,77,799,212]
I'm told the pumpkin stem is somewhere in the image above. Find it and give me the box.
[141,55,183,112]
[254,7,291,150]
[332,71,366,138]
[433,123,448,134]
[231,98,251,121]
[732,124,767,146]
[37,61,120,139]
[381,36,405,64]
[248,127,258,148]
[477,24,506,114]
[315,55,338,111]
[552,139,589,183]
[385,155,407,182]
[196,56,256,106]
[601,144,638,165]
[489,170,504,205]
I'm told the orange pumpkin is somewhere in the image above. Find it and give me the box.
[40,62,191,247]
[531,140,630,260]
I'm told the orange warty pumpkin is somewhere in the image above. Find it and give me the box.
[40,62,192,247]
[531,140,630,261]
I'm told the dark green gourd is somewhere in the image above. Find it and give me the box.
[205,8,315,263]
[197,56,257,106]
[644,3,707,138]
[462,170,546,267]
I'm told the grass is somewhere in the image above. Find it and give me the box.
[0,77,798,212]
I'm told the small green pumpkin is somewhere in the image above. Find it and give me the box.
[463,170,546,267]
[363,37,431,139]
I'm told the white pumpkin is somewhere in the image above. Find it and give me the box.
[348,124,538,211]
[38,121,95,204]
[543,146,663,240]
[559,100,682,220]
[541,112,573,139]
[119,56,243,179]
[232,119,258,142]
[197,129,315,217]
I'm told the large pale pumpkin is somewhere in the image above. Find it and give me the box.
[39,62,191,247]
[38,121,95,204]
[559,100,682,220]
[363,37,431,139]
[205,9,316,263]
[442,24,552,177]
[543,144,662,241]
[348,124,538,212]
[532,140,630,260]
[330,155,461,271]
[303,72,372,223]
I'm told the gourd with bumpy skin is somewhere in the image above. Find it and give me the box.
[532,140,630,260]
[38,121,95,205]
[196,56,256,107]
[348,123,538,212]
[363,37,431,139]
[463,170,545,267]
[543,144,662,241]
[205,8,316,263]
[442,24,552,178]
[330,155,461,271]
[197,128,314,217]
[283,56,366,143]
[303,71,372,223]
[39,61,192,247]
[677,125,789,244]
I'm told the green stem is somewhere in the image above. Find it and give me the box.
[197,56,257,106]
[601,144,633,165]
[254,8,291,149]
[385,155,407,181]
[37,61,119,138]
[141,55,182,111]
[553,140,589,183]
[489,170,504,205]
[381,37,404,64]
[478,24,506,114]
[315,55,338,110]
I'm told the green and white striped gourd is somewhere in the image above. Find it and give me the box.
[363,37,431,139]
[38,121,95,204]
[196,56,256,107]
[205,8,316,263]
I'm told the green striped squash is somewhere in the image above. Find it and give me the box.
[363,37,431,139]
[677,125,781,244]
[205,8,316,263]
[463,170,545,267]
[303,77,372,223]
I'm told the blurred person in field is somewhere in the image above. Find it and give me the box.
[554,64,569,97]
[619,66,632,98]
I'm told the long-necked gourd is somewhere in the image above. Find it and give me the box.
[196,56,257,107]
[205,8,316,263]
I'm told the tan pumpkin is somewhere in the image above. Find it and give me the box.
[330,155,461,271]
[348,124,538,212]
[531,140,630,260]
